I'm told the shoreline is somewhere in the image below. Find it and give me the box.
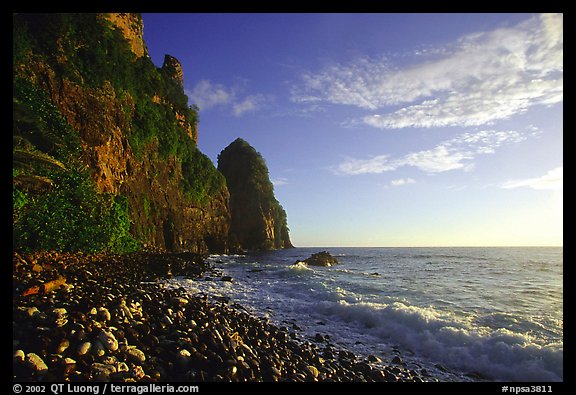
[13,250,438,382]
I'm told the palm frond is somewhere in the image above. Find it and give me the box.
[13,174,54,191]
[13,148,67,171]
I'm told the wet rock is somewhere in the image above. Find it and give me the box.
[295,251,339,267]
[368,355,382,363]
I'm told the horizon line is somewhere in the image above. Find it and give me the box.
[290,245,563,249]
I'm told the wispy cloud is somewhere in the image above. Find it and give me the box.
[186,80,271,117]
[186,80,234,110]
[293,13,563,129]
[391,178,416,186]
[232,94,272,117]
[271,177,289,187]
[502,166,563,190]
[335,129,530,175]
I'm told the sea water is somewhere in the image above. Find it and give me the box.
[167,247,563,382]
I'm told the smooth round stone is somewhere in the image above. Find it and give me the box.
[52,308,67,317]
[27,307,40,317]
[126,347,146,364]
[172,297,189,306]
[98,330,119,351]
[307,365,319,378]
[56,339,70,354]
[91,362,117,379]
[26,353,48,372]
[177,349,191,366]
[78,342,92,356]
[92,340,106,357]
[97,307,111,322]
[13,349,25,363]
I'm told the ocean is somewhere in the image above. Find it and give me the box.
[166,247,563,382]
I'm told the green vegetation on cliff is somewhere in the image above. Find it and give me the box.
[12,13,225,253]
[218,138,293,251]
[13,78,139,253]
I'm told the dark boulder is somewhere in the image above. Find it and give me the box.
[296,251,339,267]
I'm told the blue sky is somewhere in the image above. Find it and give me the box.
[142,13,563,247]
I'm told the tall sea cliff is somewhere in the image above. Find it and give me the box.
[13,13,292,254]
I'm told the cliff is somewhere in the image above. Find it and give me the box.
[13,13,229,253]
[13,13,293,255]
[218,139,293,251]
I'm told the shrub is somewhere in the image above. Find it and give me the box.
[13,169,140,254]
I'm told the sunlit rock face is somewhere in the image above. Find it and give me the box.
[13,13,229,253]
[102,13,148,58]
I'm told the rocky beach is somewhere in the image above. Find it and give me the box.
[12,250,436,382]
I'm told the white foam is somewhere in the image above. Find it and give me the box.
[180,248,563,382]
[313,299,563,381]
[289,262,314,271]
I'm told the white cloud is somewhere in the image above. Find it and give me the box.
[232,94,271,117]
[391,178,416,186]
[403,145,470,173]
[293,13,563,129]
[186,80,271,117]
[337,154,394,175]
[336,129,529,175]
[502,166,563,190]
[186,80,234,110]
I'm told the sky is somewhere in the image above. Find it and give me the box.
[141,13,563,247]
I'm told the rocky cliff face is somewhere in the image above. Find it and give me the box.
[218,139,293,251]
[13,13,229,253]
[102,13,147,58]
[13,13,292,254]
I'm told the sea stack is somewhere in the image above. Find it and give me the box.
[218,138,293,251]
